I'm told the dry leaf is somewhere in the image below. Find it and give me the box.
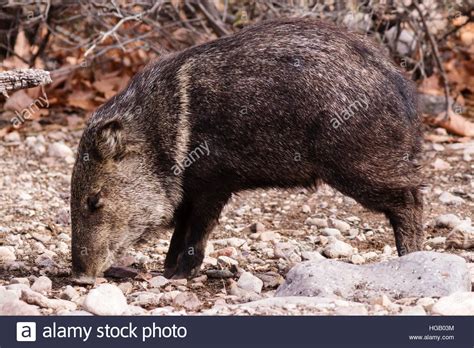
[433,111,474,137]
[4,90,34,111]
[68,91,97,110]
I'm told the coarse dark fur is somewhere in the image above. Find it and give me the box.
[71,18,424,282]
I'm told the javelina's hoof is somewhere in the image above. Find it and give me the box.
[71,275,96,285]
[163,264,200,279]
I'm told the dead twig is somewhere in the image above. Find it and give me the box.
[412,1,451,121]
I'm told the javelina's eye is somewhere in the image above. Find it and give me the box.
[86,193,103,212]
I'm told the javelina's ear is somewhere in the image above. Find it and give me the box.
[95,119,125,160]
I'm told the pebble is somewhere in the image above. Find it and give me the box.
[206,269,234,279]
[259,231,280,241]
[31,276,52,294]
[323,239,354,258]
[4,131,21,142]
[11,277,30,286]
[330,219,351,234]
[351,254,365,265]
[173,292,202,311]
[431,292,474,315]
[431,158,451,170]
[149,276,170,288]
[435,214,462,229]
[301,205,311,214]
[60,285,79,301]
[21,289,77,312]
[48,142,74,162]
[0,246,16,263]
[301,251,325,261]
[217,255,238,267]
[237,272,263,294]
[82,284,128,315]
[305,217,328,228]
[321,228,342,238]
[131,292,163,307]
[0,300,40,315]
[427,236,446,248]
[439,192,465,205]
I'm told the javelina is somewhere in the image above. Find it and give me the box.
[71,18,423,282]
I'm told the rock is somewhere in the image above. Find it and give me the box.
[256,272,285,288]
[25,136,46,155]
[206,269,234,279]
[259,231,280,241]
[35,254,56,268]
[276,252,471,300]
[212,246,238,258]
[60,285,79,301]
[301,251,325,261]
[217,255,238,267]
[104,266,139,279]
[249,222,265,233]
[131,292,163,307]
[149,276,170,288]
[237,272,263,294]
[305,217,328,228]
[323,239,354,258]
[416,297,436,311]
[427,236,446,248]
[118,282,134,295]
[431,158,451,170]
[203,296,368,315]
[330,219,351,234]
[435,214,461,229]
[83,284,128,315]
[351,254,365,265]
[173,292,202,311]
[0,246,16,263]
[0,287,20,303]
[301,205,311,214]
[446,221,474,249]
[21,289,77,311]
[274,242,301,262]
[4,131,20,142]
[432,292,474,315]
[229,280,262,301]
[0,300,40,315]
[48,142,74,159]
[400,305,426,315]
[321,228,342,238]
[31,276,52,294]
[439,192,465,205]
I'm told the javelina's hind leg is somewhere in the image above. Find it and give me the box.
[164,191,231,279]
[385,186,424,255]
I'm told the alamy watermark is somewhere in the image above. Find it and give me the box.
[330,94,370,129]
[172,141,210,176]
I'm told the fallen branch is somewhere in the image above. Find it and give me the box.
[0,68,52,98]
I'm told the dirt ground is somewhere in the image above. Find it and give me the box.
[0,117,473,315]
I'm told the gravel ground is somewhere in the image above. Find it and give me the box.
[0,123,473,315]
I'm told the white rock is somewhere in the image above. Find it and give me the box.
[31,276,52,294]
[323,239,354,258]
[259,231,280,241]
[431,158,451,170]
[305,217,328,228]
[432,292,474,315]
[237,272,263,294]
[301,251,325,261]
[217,255,238,266]
[0,300,40,315]
[149,276,170,288]
[301,205,311,214]
[351,254,365,265]
[4,131,20,142]
[439,192,465,205]
[400,305,426,315]
[60,285,79,301]
[83,284,128,315]
[330,219,351,233]
[321,228,342,238]
[427,236,446,248]
[435,214,462,229]
[48,142,74,159]
[0,246,16,263]
[21,289,76,311]
[173,292,202,311]
[131,292,163,307]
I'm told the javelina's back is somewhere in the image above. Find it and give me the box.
[71,18,423,281]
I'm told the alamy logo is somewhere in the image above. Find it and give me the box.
[16,322,37,342]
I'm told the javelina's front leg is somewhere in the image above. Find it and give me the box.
[164,192,230,279]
